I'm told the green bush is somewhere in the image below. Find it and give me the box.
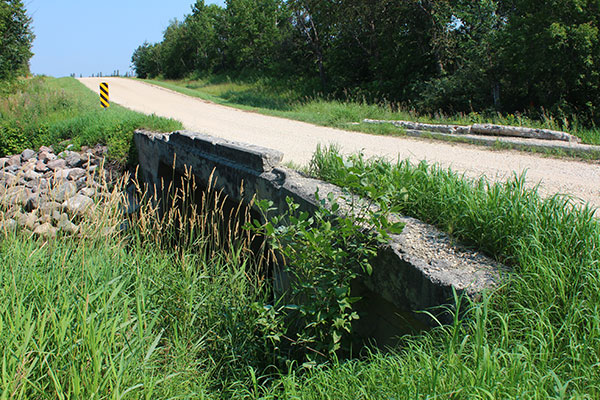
[251,185,404,365]
[0,123,28,155]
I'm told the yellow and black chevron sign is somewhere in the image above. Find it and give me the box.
[100,82,109,108]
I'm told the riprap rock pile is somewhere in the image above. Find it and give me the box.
[0,145,110,237]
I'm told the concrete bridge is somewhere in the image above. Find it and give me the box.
[134,129,506,344]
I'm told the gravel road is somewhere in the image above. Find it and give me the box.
[78,77,599,210]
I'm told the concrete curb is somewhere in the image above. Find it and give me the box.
[402,129,600,158]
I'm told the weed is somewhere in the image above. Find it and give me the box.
[1,147,599,397]
[0,167,277,398]
[2,74,600,397]
[301,145,600,397]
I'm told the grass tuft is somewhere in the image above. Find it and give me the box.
[1,148,599,397]
[0,168,276,398]
[301,145,600,398]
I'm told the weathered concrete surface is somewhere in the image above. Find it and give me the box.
[134,130,507,327]
[363,119,600,159]
[363,118,582,143]
[400,129,600,158]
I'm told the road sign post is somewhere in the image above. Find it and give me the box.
[100,82,109,108]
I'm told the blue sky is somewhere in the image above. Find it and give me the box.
[27,0,225,77]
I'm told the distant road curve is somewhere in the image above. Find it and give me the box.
[78,77,599,210]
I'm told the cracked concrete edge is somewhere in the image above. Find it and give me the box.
[134,130,509,324]
[363,119,585,145]
[139,129,284,173]
[401,129,600,159]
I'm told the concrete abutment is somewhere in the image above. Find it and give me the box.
[134,129,507,344]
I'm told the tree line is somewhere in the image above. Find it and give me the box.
[133,0,600,126]
[0,0,34,81]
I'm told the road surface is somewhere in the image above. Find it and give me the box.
[78,77,600,210]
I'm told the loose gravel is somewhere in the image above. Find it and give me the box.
[78,77,600,211]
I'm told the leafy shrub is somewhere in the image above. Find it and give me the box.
[0,123,28,155]
[251,188,403,365]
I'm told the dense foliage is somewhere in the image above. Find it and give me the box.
[132,0,600,126]
[250,192,404,365]
[0,0,34,80]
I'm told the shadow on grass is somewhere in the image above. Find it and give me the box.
[219,88,294,111]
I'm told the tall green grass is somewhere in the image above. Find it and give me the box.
[0,77,182,162]
[2,71,600,397]
[145,76,600,146]
[0,171,276,399]
[1,147,599,398]
[292,146,600,398]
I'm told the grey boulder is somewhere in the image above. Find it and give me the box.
[34,223,57,238]
[47,159,67,171]
[21,149,36,162]
[63,194,94,215]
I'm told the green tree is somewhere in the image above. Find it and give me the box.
[159,19,195,79]
[499,0,600,123]
[324,0,439,100]
[187,1,226,73]
[131,41,161,78]
[288,0,333,91]
[0,0,34,80]
[224,0,287,71]
[417,0,504,112]
[128,0,600,126]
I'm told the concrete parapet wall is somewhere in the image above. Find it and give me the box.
[134,130,507,329]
